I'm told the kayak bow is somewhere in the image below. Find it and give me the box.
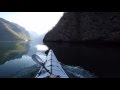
[32,49,69,78]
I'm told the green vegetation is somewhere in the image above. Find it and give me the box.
[0,18,31,41]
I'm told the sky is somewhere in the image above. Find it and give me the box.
[0,12,64,35]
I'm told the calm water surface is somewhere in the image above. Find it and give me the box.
[1,41,120,78]
[0,41,48,78]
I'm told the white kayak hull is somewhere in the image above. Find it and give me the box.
[35,50,69,78]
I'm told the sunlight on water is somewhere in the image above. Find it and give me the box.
[35,45,49,51]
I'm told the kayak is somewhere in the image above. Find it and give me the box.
[32,49,69,78]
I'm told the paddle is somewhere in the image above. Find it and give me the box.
[32,54,52,75]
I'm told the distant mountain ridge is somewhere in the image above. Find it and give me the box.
[0,18,31,41]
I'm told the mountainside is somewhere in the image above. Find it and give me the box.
[44,12,120,43]
[0,18,31,41]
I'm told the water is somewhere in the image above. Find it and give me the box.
[45,42,120,78]
[1,40,119,78]
[0,41,48,78]
[0,41,95,78]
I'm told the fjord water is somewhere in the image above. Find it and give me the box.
[1,41,120,78]
[0,41,94,78]
[45,42,120,78]
[0,41,48,78]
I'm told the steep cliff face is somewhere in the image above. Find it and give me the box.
[44,12,120,43]
[0,18,31,41]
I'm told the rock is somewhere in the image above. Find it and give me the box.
[44,12,120,43]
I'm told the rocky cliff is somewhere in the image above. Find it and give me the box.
[44,12,120,43]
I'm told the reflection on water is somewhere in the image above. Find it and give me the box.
[36,45,48,52]
[0,42,29,65]
[0,41,48,78]
[2,40,120,78]
[0,55,35,77]
[45,42,120,78]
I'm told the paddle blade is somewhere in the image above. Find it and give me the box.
[32,54,44,66]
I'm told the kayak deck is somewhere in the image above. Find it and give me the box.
[35,50,69,78]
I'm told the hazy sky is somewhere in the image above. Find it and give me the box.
[0,12,64,35]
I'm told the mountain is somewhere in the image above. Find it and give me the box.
[0,18,31,41]
[29,30,45,44]
[29,31,39,39]
[44,12,120,43]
